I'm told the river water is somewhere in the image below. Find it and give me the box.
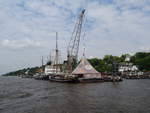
[0,76,150,113]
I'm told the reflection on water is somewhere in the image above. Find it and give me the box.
[0,76,150,113]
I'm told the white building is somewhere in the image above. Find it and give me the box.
[44,65,61,75]
[118,62,144,76]
[119,63,138,72]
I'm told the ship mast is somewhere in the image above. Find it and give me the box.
[41,56,44,73]
[55,32,59,73]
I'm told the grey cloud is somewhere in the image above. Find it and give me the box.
[0,39,42,50]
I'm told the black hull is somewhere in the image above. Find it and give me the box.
[49,78,79,83]
[78,78,104,83]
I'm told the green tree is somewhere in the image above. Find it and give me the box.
[131,52,150,71]
[88,58,108,72]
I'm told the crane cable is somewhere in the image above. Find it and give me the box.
[82,10,88,58]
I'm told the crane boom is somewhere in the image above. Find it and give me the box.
[67,9,85,73]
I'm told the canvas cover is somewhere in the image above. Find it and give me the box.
[72,58,99,75]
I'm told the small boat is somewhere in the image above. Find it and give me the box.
[49,75,78,83]
[103,76,123,82]
[33,73,49,80]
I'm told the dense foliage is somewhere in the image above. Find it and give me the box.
[130,52,150,71]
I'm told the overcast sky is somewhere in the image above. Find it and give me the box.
[0,0,150,74]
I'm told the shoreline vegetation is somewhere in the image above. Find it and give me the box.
[2,52,150,76]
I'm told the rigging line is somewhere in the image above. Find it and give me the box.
[82,12,88,57]
[68,15,79,53]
